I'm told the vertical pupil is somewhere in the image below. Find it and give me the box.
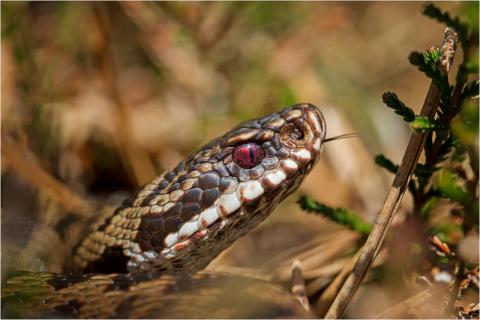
[248,146,255,164]
[233,143,265,169]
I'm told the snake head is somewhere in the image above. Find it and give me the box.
[74,104,327,273]
[224,103,326,179]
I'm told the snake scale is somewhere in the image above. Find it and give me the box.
[2,103,326,318]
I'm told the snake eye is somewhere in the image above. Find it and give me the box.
[233,143,265,169]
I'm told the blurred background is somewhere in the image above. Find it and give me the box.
[1,2,477,318]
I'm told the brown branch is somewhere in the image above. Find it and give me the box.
[324,28,459,319]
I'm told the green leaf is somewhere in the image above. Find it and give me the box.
[420,196,440,218]
[411,116,437,131]
[382,92,416,122]
[424,47,442,64]
[409,51,451,94]
[374,154,398,174]
[437,169,469,203]
[298,196,372,235]
[408,51,425,66]
[422,3,469,43]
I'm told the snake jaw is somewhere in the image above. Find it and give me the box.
[74,104,327,274]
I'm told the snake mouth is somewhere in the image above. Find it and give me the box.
[302,103,327,141]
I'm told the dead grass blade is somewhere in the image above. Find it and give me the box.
[291,260,310,312]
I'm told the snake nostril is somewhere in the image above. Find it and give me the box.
[280,123,307,147]
[290,128,304,141]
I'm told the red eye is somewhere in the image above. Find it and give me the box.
[233,143,265,169]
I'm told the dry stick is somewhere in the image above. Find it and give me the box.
[324,28,459,319]
[291,260,310,312]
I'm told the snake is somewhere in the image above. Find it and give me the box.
[2,103,326,318]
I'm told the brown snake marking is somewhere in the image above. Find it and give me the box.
[2,271,312,318]
[3,103,326,318]
[73,103,326,274]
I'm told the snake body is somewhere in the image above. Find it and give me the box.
[2,271,312,318]
[74,103,326,275]
[3,103,326,318]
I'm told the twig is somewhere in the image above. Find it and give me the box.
[291,260,310,312]
[324,28,459,319]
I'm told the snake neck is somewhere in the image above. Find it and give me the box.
[72,104,325,274]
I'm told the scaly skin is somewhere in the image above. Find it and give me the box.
[2,271,313,318]
[3,103,326,318]
[74,103,326,275]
